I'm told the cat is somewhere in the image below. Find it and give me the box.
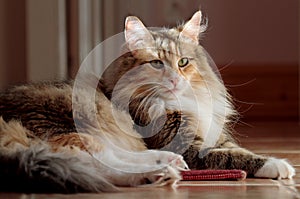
[100,11,295,179]
[0,81,187,193]
[0,10,295,193]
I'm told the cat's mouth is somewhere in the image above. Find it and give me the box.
[162,87,182,99]
[166,88,179,94]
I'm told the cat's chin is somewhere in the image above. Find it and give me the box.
[160,89,183,101]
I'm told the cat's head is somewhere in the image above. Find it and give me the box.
[122,11,208,100]
[101,11,233,120]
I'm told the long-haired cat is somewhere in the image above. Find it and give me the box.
[0,81,187,193]
[101,10,295,180]
[0,10,295,193]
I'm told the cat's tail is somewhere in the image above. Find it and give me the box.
[0,118,118,193]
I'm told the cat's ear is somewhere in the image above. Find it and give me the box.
[179,11,207,43]
[125,16,154,52]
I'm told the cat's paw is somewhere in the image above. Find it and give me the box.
[150,150,189,171]
[141,165,182,187]
[167,154,189,171]
[254,158,295,179]
[138,152,188,187]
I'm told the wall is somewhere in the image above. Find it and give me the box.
[0,0,67,89]
[0,0,27,89]
[0,1,7,88]
[26,0,67,82]
[102,0,298,66]
[201,0,298,66]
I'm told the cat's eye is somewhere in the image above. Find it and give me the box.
[150,60,164,69]
[178,57,189,68]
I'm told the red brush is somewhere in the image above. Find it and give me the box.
[181,169,247,181]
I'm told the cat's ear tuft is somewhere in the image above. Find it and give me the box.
[125,16,154,52]
[179,11,207,43]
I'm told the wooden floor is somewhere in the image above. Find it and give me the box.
[1,121,300,199]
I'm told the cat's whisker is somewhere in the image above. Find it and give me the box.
[233,98,263,106]
[215,60,234,73]
[235,103,255,115]
[133,86,158,99]
[140,89,160,109]
[132,87,160,121]
[225,78,256,88]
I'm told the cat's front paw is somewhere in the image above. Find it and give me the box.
[142,165,182,187]
[139,152,188,187]
[150,150,189,171]
[254,158,295,179]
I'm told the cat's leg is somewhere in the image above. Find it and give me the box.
[139,111,295,179]
[49,132,187,170]
[183,139,295,179]
[49,132,187,187]
[94,148,185,187]
[254,157,295,179]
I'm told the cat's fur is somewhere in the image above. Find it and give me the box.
[0,82,187,193]
[101,11,295,179]
[0,11,295,193]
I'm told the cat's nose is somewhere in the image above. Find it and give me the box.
[170,78,179,87]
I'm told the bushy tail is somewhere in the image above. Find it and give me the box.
[0,118,118,193]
